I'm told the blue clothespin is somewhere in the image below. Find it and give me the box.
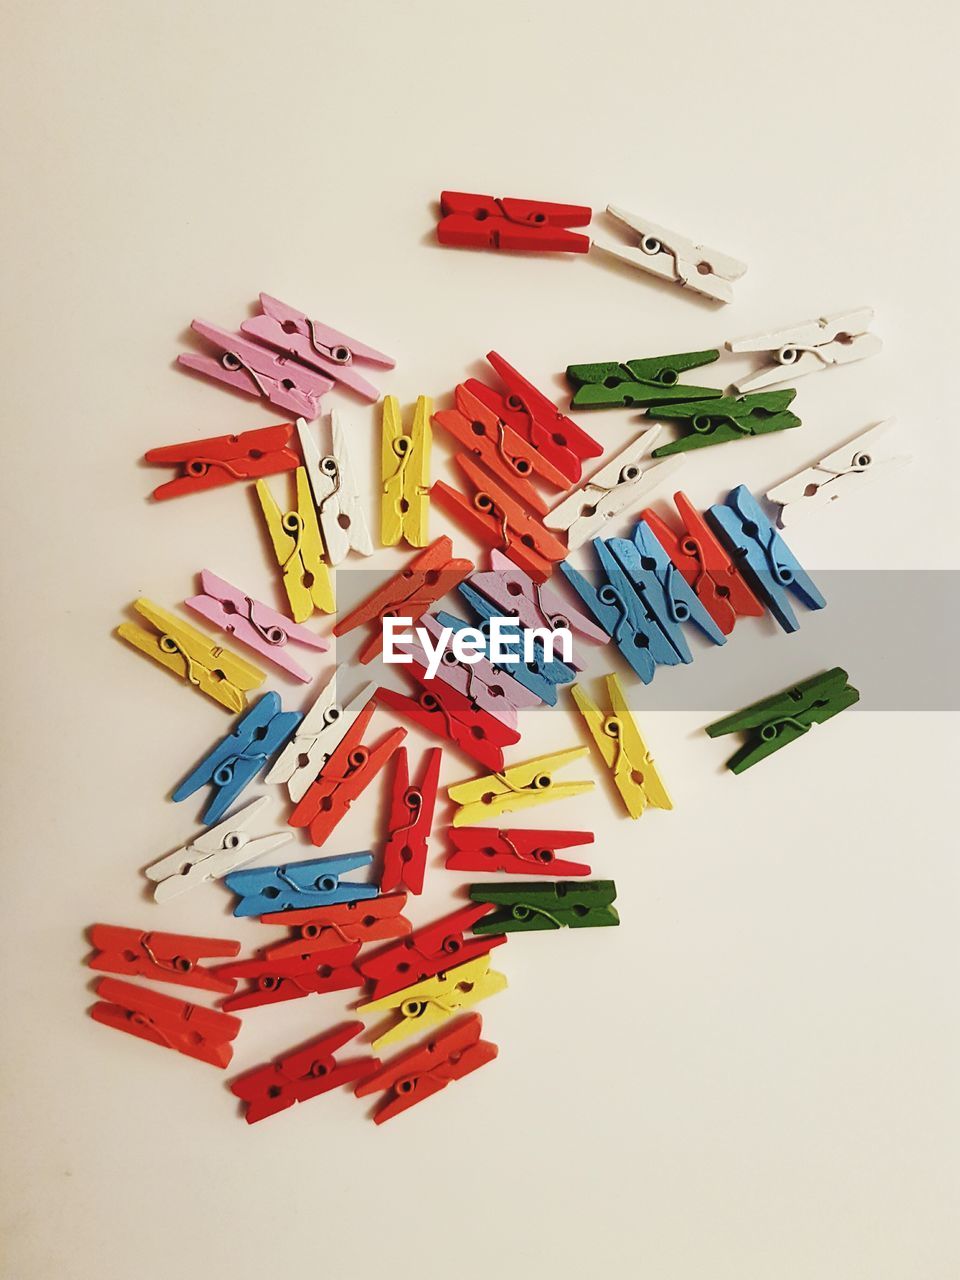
[442,598,576,706]
[707,485,826,632]
[172,692,303,825]
[224,852,377,917]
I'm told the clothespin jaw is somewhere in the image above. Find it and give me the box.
[261,895,411,959]
[447,747,594,827]
[381,747,442,896]
[145,423,300,501]
[264,677,377,803]
[570,674,672,819]
[375,668,520,772]
[705,667,859,773]
[256,468,335,622]
[566,350,723,410]
[446,828,594,877]
[224,851,378,917]
[440,601,577,707]
[382,395,432,547]
[437,191,592,253]
[231,1022,378,1124]
[87,926,240,995]
[296,414,375,564]
[596,207,747,304]
[358,954,507,1052]
[727,307,881,393]
[358,902,506,999]
[468,881,620,932]
[649,391,801,457]
[765,420,907,526]
[90,977,241,1068]
[117,598,265,713]
[217,942,363,1011]
[355,1013,498,1124]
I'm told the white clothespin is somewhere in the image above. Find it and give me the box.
[544,431,683,549]
[297,413,374,565]
[727,307,882,392]
[594,206,747,303]
[263,675,377,802]
[765,420,908,526]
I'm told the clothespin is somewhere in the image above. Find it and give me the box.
[566,350,723,410]
[144,422,299,501]
[171,692,303,825]
[185,569,329,682]
[231,1023,379,1124]
[288,700,406,845]
[442,601,576,706]
[264,675,377,803]
[256,468,335,621]
[437,190,592,253]
[595,207,747,303]
[468,881,619,932]
[570,674,672,819]
[446,828,594,877]
[448,747,594,827]
[117,598,265,713]
[261,895,411,960]
[240,294,395,401]
[649,391,801,457]
[145,797,292,903]
[382,395,432,547]
[296,414,374,564]
[727,307,882,393]
[217,942,364,1012]
[90,977,241,1068]
[358,954,507,1051]
[705,667,860,773]
[355,1013,498,1124]
[381,747,442,896]
[707,485,826,632]
[225,852,378,918]
[544,432,683,549]
[332,536,473,663]
[433,454,568,583]
[765,421,907,526]
[639,491,764,635]
[359,902,506,999]
[87,925,240,995]
[178,321,333,417]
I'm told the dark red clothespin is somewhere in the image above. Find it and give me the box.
[359,902,506,999]
[144,423,299,500]
[381,747,442,896]
[216,942,363,1013]
[260,895,412,960]
[376,667,519,771]
[437,191,592,254]
[231,1022,379,1124]
[87,924,240,995]
[90,977,241,1068]
[445,828,594,877]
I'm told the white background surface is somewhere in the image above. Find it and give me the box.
[2,2,959,1278]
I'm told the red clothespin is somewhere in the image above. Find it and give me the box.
[376,667,520,772]
[87,925,241,996]
[90,977,241,1068]
[359,902,506,999]
[355,1013,498,1123]
[332,536,473,663]
[445,828,594,877]
[432,453,569,583]
[260,895,412,960]
[231,1022,379,1124]
[381,747,442,896]
[216,942,363,1013]
[437,191,592,254]
[640,490,764,635]
[288,700,406,845]
[144,423,300,501]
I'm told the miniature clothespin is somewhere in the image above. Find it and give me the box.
[566,350,723,410]
[260,895,411,960]
[178,321,333,417]
[358,954,507,1052]
[90,977,241,1068]
[87,926,240,995]
[447,747,594,827]
[117,598,265,713]
[468,881,620,932]
[443,600,577,706]
[437,191,592,253]
[225,851,378,918]
[765,421,907,526]
[359,902,506,999]
[264,676,377,803]
[144,423,300,501]
[355,1013,498,1124]
[649,391,801,457]
[381,747,442,896]
[595,207,747,303]
[171,692,303,825]
[217,942,364,1011]
[445,828,594,877]
[382,395,432,547]
[707,485,826,632]
[256,468,335,621]
[727,307,882,393]
[240,294,395,402]
[231,1023,379,1124]
[571,674,672,819]
[705,667,860,773]
[296,414,374,564]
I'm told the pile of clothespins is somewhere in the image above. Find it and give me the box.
[88,191,905,1125]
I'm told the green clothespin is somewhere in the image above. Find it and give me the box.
[650,389,800,457]
[566,349,723,409]
[468,881,620,933]
[705,667,859,773]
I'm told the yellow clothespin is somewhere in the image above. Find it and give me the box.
[381,394,431,547]
[256,467,334,622]
[448,747,594,827]
[357,954,507,1051]
[117,599,265,713]
[571,674,672,819]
